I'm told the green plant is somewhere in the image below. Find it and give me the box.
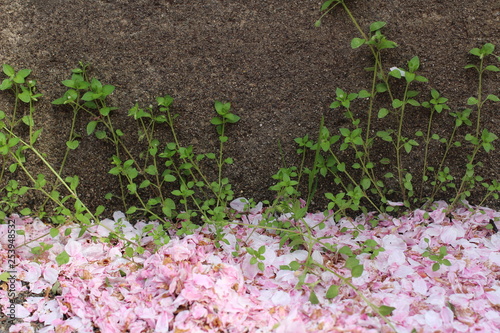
[0,64,41,220]
[228,1,493,329]
[52,63,240,243]
[421,238,452,272]
[0,64,141,262]
[299,1,500,219]
[0,2,496,330]
[246,245,266,272]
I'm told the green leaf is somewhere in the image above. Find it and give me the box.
[326,284,339,299]
[49,228,59,238]
[7,136,20,147]
[464,64,477,70]
[163,174,176,182]
[373,84,386,94]
[90,78,102,92]
[257,262,265,271]
[378,40,397,49]
[339,245,353,256]
[95,205,105,216]
[408,56,420,72]
[467,97,479,105]
[289,261,301,271]
[31,128,43,145]
[145,165,157,175]
[378,108,389,118]
[442,259,452,266]
[361,178,371,190]
[0,78,13,90]
[369,21,386,32]
[351,264,364,277]
[309,291,319,304]
[210,117,223,125]
[62,79,75,88]
[56,250,70,266]
[377,131,393,142]
[430,89,440,99]
[404,72,415,83]
[102,84,115,96]
[95,130,106,139]
[358,90,371,98]
[379,305,396,316]
[3,64,15,77]
[0,272,10,282]
[485,65,500,72]
[86,121,98,135]
[320,0,335,11]
[126,206,137,214]
[482,43,495,55]
[21,115,34,126]
[407,99,420,107]
[162,199,175,217]
[215,101,231,115]
[81,91,96,101]
[66,140,79,150]
[15,69,31,83]
[98,107,110,116]
[486,94,500,102]
[389,69,402,79]
[351,38,365,49]
[18,91,31,103]
[392,99,403,108]
[469,47,481,56]
[225,113,240,123]
[138,180,151,190]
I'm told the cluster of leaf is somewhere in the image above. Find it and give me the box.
[274,16,499,221]
[255,2,500,328]
[51,64,241,243]
[0,64,134,269]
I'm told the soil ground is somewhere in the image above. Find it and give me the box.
[0,0,499,218]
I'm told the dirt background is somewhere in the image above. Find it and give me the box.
[0,0,499,219]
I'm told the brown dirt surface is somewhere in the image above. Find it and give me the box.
[0,0,499,219]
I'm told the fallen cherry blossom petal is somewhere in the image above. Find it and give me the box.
[1,201,499,332]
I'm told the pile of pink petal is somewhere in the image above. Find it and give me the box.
[1,199,500,333]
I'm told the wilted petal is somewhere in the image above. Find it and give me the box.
[64,239,82,257]
[230,197,251,212]
[485,287,500,305]
[42,267,59,285]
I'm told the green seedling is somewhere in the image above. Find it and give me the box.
[246,245,266,272]
[421,238,452,271]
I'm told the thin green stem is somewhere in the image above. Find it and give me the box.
[216,123,226,207]
[7,135,141,251]
[475,58,484,138]
[419,108,435,200]
[327,148,382,214]
[395,83,411,202]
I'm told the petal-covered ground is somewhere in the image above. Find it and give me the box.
[1,200,500,332]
